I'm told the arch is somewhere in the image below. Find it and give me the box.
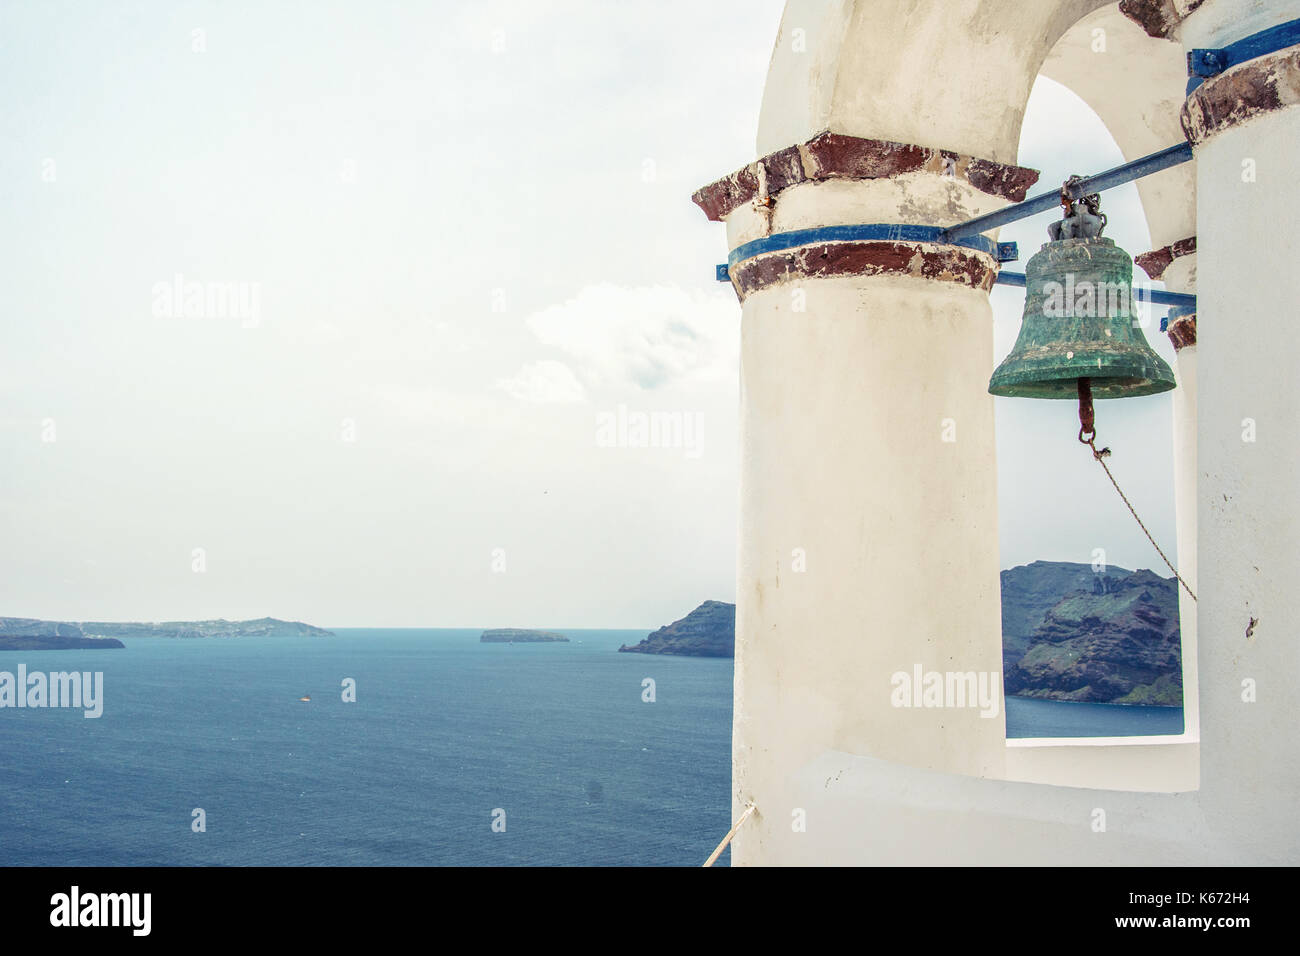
[1038,5,1196,254]
[756,0,1114,162]
[1025,2,1202,771]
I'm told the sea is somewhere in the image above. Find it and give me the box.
[0,629,1182,867]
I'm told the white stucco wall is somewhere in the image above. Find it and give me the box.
[1183,52,1300,848]
[735,266,1007,780]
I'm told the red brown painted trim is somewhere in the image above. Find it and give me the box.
[1167,313,1197,351]
[1135,236,1197,280]
[727,240,997,301]
[1182,47,1300,144]
[692,132,1040,222]
[1119,0,1204,39]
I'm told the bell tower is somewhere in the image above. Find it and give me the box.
[694,0,1300,866]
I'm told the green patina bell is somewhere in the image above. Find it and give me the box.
[989,183,1176,400]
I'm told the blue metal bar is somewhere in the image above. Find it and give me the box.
[724,223,1010,273]
[1188,17,1300,92]
[942,142,1194,242]
[995,271,1197,309]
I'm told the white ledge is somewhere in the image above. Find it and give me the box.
[1007,731,1197,748]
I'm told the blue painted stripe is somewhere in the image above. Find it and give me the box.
[1187,17,1300,93]
[726,224,1002,271]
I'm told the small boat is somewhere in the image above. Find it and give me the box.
[298,695,311,702]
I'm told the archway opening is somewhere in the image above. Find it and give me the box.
[994,74,1191,745]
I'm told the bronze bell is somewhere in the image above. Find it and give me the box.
[989,182,1176,400]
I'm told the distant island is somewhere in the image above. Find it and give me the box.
[480,629,569,643]
[619,601,735,657]
[0,634,125,652]
[0,616,333,640]
[619,566,1182,706]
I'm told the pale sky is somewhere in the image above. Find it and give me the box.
[0,1,1179,628]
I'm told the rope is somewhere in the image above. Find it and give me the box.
[1083,436,1198,603]
[1075,378,1195,602]
[703,803,756,867]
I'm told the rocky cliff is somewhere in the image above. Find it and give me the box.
[618,601,735,657]
[1002,567,1182,705]
[999,560,1135,669]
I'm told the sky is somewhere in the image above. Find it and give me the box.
[0,1,1180,628]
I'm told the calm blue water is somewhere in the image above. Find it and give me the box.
[1005,695,1183,738]
[0,629,732,867]
[0,631,1182,866]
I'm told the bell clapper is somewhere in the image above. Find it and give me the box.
[1075,378,1112,457]
[1076,377,1097,445]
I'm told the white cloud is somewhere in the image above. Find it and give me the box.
[495,359,587,404]
[522,283,738,391]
